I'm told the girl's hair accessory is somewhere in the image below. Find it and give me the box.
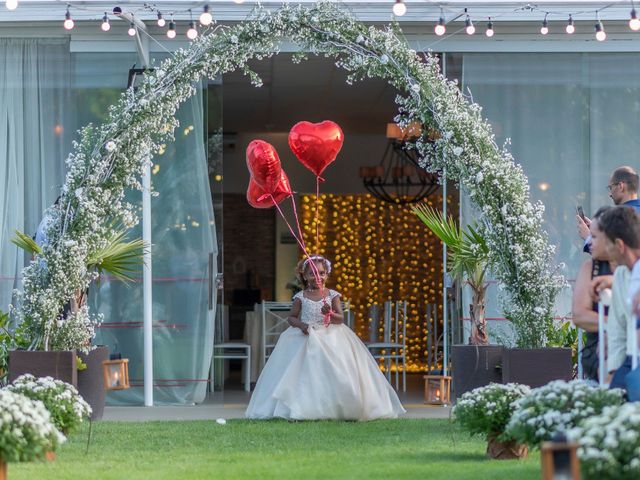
[302,255,331,274]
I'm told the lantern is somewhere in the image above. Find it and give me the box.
[102,358,130,390]
[423,374,452,405]
[540,433,581,480]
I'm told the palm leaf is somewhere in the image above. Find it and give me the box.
[11,230,42,256]
[87,230,147,283]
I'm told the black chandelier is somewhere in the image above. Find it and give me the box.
[360,123,439,205]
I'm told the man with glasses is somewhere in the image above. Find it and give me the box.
[577,166,640,248]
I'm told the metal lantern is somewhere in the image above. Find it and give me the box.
[541,434,581,480]
[423,374,452,405]
[102,358,130,390]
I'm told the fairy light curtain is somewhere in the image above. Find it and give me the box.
[300,193,452,372]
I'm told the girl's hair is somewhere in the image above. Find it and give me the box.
[295,255,332,288]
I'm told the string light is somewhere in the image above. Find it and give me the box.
[187,21,198,39]
[595,19,606,41]
[157,11,166,28]
[566,15,575,34]
[167,19,176,39]
[5,0,17,10]
[101,12,110,32]
[540,14,549,35]
[233,0,245,3]
[200,4,213,26]
[486,18,494,37]
[392,0,406,17]
[630,8,640,31]
[465,15,475,35]
[128,21,136,37]
[434,10,445,36]
[63,7,74,30]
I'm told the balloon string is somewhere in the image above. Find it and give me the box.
[315,176,320,252]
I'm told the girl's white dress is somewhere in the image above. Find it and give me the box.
[245,289,406,421]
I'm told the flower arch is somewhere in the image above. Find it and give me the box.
[17,2,563,350]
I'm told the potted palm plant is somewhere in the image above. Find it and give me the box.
[413,204,503,398]
[6,227,144,419]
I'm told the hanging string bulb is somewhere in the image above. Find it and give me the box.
[157,11,166,28]
[392,0,406,17]
[486,18,494,37]
[167,19,176,39]
[465,15,475,35]
[540,14,549,35]
[566,15,575,34]
[595,19,606,41]
[187,21,198,39]
[101,12,110,32]
[630,8,640,31]
[200,4,213,26]
[434,15,446,36]
[128,22,136,37]
[5,0,18,10]
[233,0,245,3]
[63,7,74,30]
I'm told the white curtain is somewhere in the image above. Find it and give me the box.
[0,39,70,311]
[461,52,640,342]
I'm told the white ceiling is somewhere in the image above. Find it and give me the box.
[222,53,400,134]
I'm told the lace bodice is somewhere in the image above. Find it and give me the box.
[294,289,340,325]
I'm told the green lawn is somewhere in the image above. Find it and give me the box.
[9,419,540,479]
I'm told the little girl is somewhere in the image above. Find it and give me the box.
[245,255,405,421]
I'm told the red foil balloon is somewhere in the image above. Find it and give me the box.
[246,140,282,194]
[288,121,344,178]
[247,170,293,209]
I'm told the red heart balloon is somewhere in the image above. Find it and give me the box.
[246,140,282,194]
[247,170,293,209]
[288,121,344,178]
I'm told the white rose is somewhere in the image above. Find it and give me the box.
[452,146,463,156]
[356,34,364,44]
[411,83,420,93]
[105,141,117,152]
[380,54,389,64]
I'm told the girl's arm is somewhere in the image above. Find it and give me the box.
[572,260,600,333]
[287,298,308,334]
[322,294,344,324]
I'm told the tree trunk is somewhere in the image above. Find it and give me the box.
[469,285,489,345]
[0,458,5,480]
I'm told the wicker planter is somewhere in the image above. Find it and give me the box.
[486,435,529,460]
[501,348,572,388]
[77,346,109,421]
[8,350,77,386]
[450,345,504,400]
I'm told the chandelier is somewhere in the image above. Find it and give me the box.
[359,123,439,204]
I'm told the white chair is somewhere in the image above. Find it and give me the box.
[211,305,251,392]
[366,300,407,392]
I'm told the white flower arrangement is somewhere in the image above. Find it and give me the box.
[0,389,65,462]
[452,383,531,440]
[568,403,640,480]
[12,2,562,352]
[505,380,624,448]
[6,374,91,434]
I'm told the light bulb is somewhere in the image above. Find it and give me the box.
[465,17,475,35]
[434,17,445,36]
[101,14,110,32]
[595,22,606,41]
[128,23,136,36]
[167,21,176,39]
[566,16,575,34]
[233,0,245,3]
[392,0,406,17]
[630,9,640,31]
[540,18,549,35]
[5,0,18,11]
[157,12,166,28]
[200,5,213,26]
[187,22,198,40]
[63,11,74,30]
[486,21,494,37]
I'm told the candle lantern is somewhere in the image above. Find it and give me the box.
[540,433,581,480]
[423,374,452,405]
[102,357,130,390]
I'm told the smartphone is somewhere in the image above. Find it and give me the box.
[576,205,585,220]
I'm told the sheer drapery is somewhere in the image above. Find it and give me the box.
[0,38,70,311]
[461,53,640,342]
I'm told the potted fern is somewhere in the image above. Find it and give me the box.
[413,204,503,397]
[7,226,144,419]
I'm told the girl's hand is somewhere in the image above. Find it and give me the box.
[300,324,309,335]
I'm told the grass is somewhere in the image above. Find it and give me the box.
[9,419,540,479]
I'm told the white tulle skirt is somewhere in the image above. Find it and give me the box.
[245,323,406,421]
